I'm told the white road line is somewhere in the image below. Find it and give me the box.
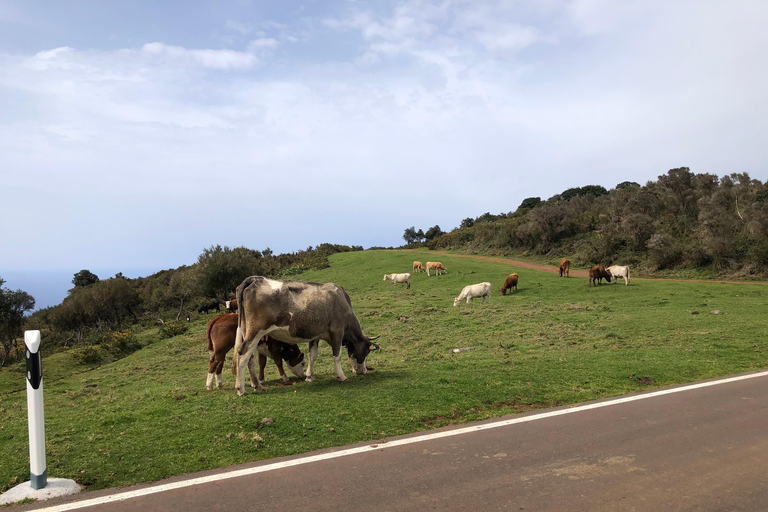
[34,370,768,512]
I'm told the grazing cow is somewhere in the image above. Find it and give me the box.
[426,262,448,276]
[205,313,305,390]
[500,273,519,295]
[383,273,411,289]
[413,261,425,273]
[606,265,631,286]
[559,258,570,278]
[226,297,238,313]
[233,277,380,396]
[454,282,492,306]
[588,265,612,287]
[198,301,221,314]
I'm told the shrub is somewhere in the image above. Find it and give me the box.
[159,322,188,339]
[109,331,141,354]
[70,346,103,364]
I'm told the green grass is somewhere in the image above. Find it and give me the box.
[1,249,767,493]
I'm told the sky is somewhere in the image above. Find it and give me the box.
[2,0,768,308]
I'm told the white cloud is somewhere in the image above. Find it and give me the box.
[141,42,258,70]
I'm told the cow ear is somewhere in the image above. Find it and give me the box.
[369,343,380,351]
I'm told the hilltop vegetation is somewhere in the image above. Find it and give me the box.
[405,168,768,279]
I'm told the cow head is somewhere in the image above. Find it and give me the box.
[347,335,380,375]
[281,343,306,378]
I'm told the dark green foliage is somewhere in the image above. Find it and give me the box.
[616,181,641,189]
[72,269,100,288]
[0,278,36,365]
[517,197,542,212]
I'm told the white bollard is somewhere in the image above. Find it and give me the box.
[24,330,47,490]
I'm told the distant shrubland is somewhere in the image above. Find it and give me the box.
[403,168,768,278]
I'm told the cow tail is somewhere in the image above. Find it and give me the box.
[232,337,239,376]
[206,317,215,352]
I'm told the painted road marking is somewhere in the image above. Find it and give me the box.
[33,370,768,512]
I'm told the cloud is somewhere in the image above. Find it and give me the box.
[141,42,258,70]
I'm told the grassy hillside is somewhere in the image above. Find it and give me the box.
[1,249,767,493]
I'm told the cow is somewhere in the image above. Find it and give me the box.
[559,258,570,278]
[588,265,612,287]
[500,273,518,295]
[226,297,238,313]
[606,265,631,286]
[454,282,492,306]
[413,261,425,273]
[233,277,380,396]
[205,313,305,390]
[198,301,221,314]
[426,262,448,276]
[383,273,411,289]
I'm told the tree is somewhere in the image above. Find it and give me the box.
[424,225,445,241]
[460,217,475,229]
[517,197,542,212]
[0,278,36,366]
[197,245,263,300]
[616,181,641,190]
[72,269,99,289]
[403,227,425,244]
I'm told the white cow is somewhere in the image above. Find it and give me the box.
[606,265,630,286]
[383,273,411,289]
[453,282,492,306]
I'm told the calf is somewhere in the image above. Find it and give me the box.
[426,261,448,276]
[606,265,630,286]
[559,258,570,278]
[413,261,425,273]
[588,265,612,287]
[454,282,492,306]
[226,297,238,313]
[206,313,304,390]
[383,273,411,289]
[500,273,518,295]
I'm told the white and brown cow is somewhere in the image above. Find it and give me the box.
[234,277,380,396]
[383,273,411,289]
[606,265,631,285]
[206,313,304,390]
[426,261,447,276]
[454,282,492,306]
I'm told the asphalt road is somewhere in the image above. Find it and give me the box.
[19,371,768,512]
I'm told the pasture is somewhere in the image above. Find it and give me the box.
[1,249,767,492]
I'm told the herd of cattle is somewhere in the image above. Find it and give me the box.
[204,258,631,396]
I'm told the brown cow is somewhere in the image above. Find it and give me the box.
[413,261,425,273]
[205,313,305,390]
[588,265,612,287]
[226,297,238,313]
[426,261,447,276]
[500,273,518,295]
[559,258,570,278]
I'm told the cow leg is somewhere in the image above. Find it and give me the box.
[329,337,349,382]
[206,352,218,390]
[305,341,319,382]
[207,349,226,390]
[235,328,266,395]
[268,343,291,383]
[258,353,267,383]
[246,355,260,389]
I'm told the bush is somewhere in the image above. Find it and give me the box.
[109,331,141,354]
[70,346,103,364]
[159,322,188,339]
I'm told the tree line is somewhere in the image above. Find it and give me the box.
[404,168,768,276]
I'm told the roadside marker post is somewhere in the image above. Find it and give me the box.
[25,330,47,489]
[0,331,81,505]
